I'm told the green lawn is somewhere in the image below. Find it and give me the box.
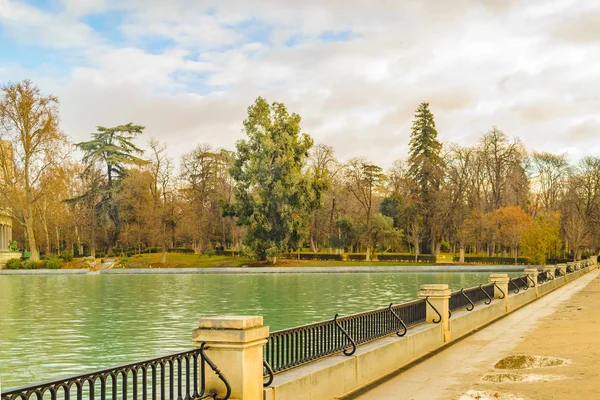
[113,253,436,269]
[116,253,252,268]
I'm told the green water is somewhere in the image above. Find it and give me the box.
[0,272,505,388]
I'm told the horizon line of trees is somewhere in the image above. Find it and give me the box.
[1,80,599,265]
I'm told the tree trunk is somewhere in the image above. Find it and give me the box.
[365,246,371,261]
[160,242,167,264]
[310,235,317,253]
[414,240,420,262]
[459,246,465,263]
[56,226,61,256]
[25,206,39,261]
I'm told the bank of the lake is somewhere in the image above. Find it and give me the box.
[0,264,527,275]
[0,270,519,388]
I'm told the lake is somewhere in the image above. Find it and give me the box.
[0,271,512,388]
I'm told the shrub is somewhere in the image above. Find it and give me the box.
[456,256,529,265]
[60,252,74,262]
[23,260,39,269]
[5,258,22,269]
[45,256,63,269]
[9,241,19,252]
[106,252,116,258]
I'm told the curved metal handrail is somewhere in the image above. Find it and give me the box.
[388,303,408,337]
[425,296,442,324]
[509,278,520,294]
[199,343,231,400]
[333,314,357,356]
[492,281,506,299]
[479,284,492,305]
[460,289,475,311]
[263,360,274,387]
[526,274,536,287]
[537,272,546,284]
[519,276,529,290]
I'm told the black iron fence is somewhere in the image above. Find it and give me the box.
[449,283,495,312]
[508,275,530,293]
[263,299,426,375]
[1,343,230,400]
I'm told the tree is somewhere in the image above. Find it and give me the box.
[77,123,145,253]
[407,102,444,254]
[492,206,531,263]
[180,144,233,252]
[345,158,386,260]
[530,152,568,212]
[478,128,527,210]
[0,80,67,261]
[226,97,326,262]
[148,139,175,263]
[521,212,561,265]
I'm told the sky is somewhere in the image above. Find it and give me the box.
[1,0,599,168]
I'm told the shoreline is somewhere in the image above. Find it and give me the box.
[0,265,527,275]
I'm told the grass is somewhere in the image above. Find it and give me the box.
[115,253,253,268]
[109,253,437,269]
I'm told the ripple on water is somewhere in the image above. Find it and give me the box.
[0,271,517,388]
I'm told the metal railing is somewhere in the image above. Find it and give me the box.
[449,283,494,313]
[508,275,529,293]
[1,343,230,400]
[263,299,426,375]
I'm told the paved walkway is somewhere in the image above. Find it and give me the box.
[351,269,600,400]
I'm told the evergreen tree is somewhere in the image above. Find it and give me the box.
[226,97,327,262]
[407,102,444,254]
[77,124,146,252]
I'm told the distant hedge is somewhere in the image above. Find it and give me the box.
[377,254,437,262]
[455,256,529,265]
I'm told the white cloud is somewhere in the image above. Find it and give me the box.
[1,0,600,168]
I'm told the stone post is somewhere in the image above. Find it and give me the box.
[543,265,556,279]
[489,274,510,311]
[192,316,269,400]
[524,268,539,297]
[557,263,567,277]
[418,284,451,342]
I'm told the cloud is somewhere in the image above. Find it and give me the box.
[1,0,600,169]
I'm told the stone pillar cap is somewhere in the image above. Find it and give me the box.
[419,284,449,290]
[489,273,508,278]
[198,315,264,330]
[524,268,539,272]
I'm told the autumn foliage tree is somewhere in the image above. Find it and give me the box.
[0,80,67,261]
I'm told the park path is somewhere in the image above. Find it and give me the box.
[349,269,600,400]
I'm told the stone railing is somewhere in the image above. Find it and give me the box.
[188,257,597,400]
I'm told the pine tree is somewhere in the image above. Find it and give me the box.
[407,102,444,254]
[226,97,327,262]
[77,124,146,253]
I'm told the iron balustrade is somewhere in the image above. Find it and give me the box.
[537,270,548,284]
[1,343,230,400]
[449,284,494,313]
[555,267,563,277]
[509,275,530,293]
[263,299,426,375]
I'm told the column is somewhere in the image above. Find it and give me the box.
[192,316,269,400]
[524,268,539,297]
[0,224,5,251]
[543,265,556,279]
[418,284,451,342]
[489,274,510,311]
[557,263,567,277]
